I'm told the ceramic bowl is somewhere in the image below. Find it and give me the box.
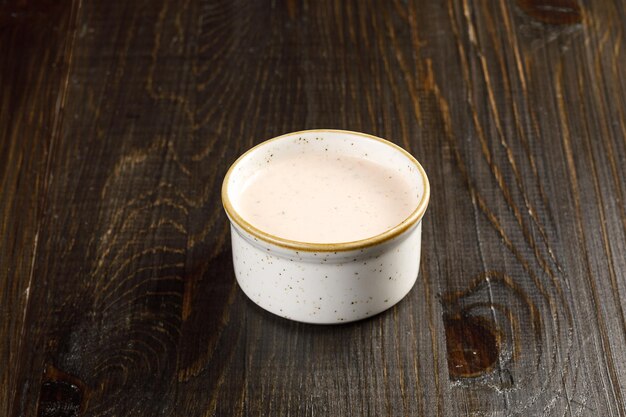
[221,130,430,324]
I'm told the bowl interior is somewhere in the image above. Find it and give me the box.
[223,130,429,248]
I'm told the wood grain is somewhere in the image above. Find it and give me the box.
[0,0,80,415]
[2,0,626,416]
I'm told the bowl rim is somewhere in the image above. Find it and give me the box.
[221,129,430,252]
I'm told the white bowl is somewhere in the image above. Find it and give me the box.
[222,130,430,324]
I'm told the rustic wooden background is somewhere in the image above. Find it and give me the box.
[2,0,626,415]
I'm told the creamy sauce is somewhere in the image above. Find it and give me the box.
[238,152,418,243]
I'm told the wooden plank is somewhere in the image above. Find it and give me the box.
[3,0,626,416]
[0,0,80,415]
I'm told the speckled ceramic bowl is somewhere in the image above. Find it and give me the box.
[222,130,430,324]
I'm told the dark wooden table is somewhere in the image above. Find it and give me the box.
[3,0,626,415]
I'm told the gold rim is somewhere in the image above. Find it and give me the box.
[221,129,430,252]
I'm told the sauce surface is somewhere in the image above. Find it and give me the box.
[238,152,418,243]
